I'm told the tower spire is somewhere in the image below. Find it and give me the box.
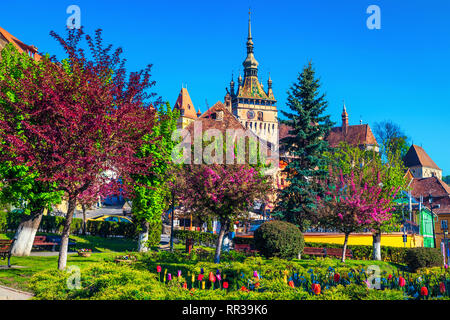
[248,8,252,40]
[243,9,258,78]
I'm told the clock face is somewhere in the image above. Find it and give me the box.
[247,110,255,119]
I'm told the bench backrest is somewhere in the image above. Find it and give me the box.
[326,248,353,256]
[34,236,47,242]
[0,239,13,251]
[304,247,325,253]
[235,244,250,249]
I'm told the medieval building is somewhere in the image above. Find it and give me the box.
[404,144,443,180]
[223,11,278,149]
[0,26,41,61]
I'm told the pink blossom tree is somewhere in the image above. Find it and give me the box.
[0,29,158,270]
[315,168,399,262]
[176,164,272,263]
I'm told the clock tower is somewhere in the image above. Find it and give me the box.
[225,10,278,148]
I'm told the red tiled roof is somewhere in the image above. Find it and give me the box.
[173,88,198,120]
[0,26,41,61]
[411,176,450,199]
[403,144,441,170]
[326,124,377,148]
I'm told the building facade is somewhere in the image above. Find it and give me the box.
[404,144,443,179]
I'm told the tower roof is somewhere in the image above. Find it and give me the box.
[173,87,198,120]
[0,26,41,61]
[404,145,441,170]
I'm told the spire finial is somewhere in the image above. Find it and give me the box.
[248,8,252,39]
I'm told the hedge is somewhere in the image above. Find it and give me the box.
[2,211,137,239]
[173,229,218,247]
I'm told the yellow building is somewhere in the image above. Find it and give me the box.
[304,232,423,248]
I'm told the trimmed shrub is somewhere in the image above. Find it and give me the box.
[405,247,443,271]
[173,229,218,247]
[254,220,304,259]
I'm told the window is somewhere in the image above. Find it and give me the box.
[257,111,263,121]
[442,220,448,231]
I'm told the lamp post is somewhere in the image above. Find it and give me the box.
[429,193,437,249]
[170,190,175,252]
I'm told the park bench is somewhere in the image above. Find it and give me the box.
[0,239,15,268]
[234,243,258,254]
[325,247,353,259]
[303,247,327,257]
[33,236,58,251]
[44,235,77,251]
[303,247,353,259]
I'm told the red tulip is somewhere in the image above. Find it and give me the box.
[209,272,216,283]
[288,280,295,288]
[420,286,428,296]
[240,286,249,292]
[334,273,340,282]
[223,281,229,289]
[398,277,406,287]
[156,265,162,273]
[311,283,321,295]
[255,282,260,288]
[440,282,446,294]
[198,274,204,281]
[388,274,392,280]
[183,282,187,289]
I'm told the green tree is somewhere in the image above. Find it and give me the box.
[131,103,179,252]
[373,120,410,160]
[0,44,62,256]
[274,62,333,231]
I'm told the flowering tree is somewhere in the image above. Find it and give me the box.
[0,44,64,256]
[315,167,399,262]
[177,164,272,263]
[0,29,158,270]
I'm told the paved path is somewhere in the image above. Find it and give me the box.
[0,285,33,300]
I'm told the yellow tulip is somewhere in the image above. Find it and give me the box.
[202,281,205,289]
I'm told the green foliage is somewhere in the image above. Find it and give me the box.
[132,102,179,242]
[405,247,443,272]
[274,62,334,230]
[173,229,218,247]
[254,220,305,259]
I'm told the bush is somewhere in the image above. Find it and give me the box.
[254,220,304,259]
[405,247,443,271]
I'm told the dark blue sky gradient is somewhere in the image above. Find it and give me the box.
[2,0,450,173]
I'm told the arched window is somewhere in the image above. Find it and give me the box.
[257,111,263,121]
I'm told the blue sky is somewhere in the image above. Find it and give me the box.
[2,0,450,174]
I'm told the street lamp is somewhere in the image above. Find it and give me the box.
[429,193,437,249]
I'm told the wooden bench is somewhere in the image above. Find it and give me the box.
[303,247,327,257]
[325,247,353,259]
[33,236,58,251]
[0,239,15,268]
[303,247,353,259]
[234,243,258,254]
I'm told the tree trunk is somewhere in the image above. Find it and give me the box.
[58,196,76,270]
[341,232,350,263]
[82,204,87,236]
[11,209,44,256]
[372,232,382,261]
[138,220,149,253]
[214,224,226,264]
